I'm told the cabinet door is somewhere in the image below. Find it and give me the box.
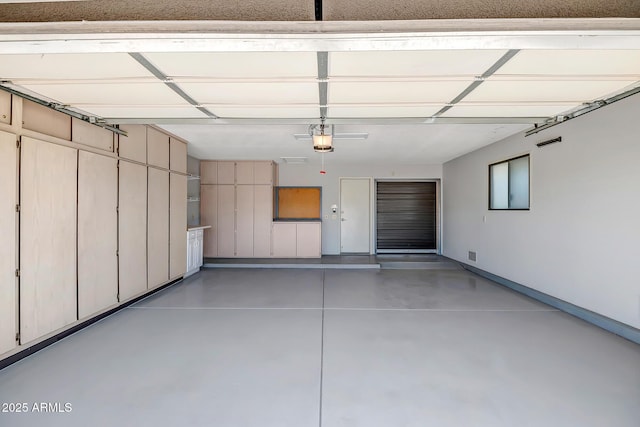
[217,161,235,184]
[236,161,254,184]
[254,161,274,185]
[170,138,187,173]
[72,118,114,152]
[148,168,169,288]
[147,127,169,169]
[118,125,147,163]
[217,185,236,257]
[296,223,322,258]
[254,185,273,257]
[20,137,77,344]
[200,161,217,184]
[187,231,197,272]
[236,185,254,257]
[170,173,188,279]
[272,223,296,258]
[78,151,118,319]
[200,185,218,257]
[22,100,71,141]
[196,230,204,267]
[0,131,17,354]
[0,90,11,125]
[119,161,147,301]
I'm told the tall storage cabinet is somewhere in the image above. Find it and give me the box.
[20,137,77,344]
[0,130,17,354]
[78,151,118,319]
[148,167,169,289]
[119,161,148,301]
[200,161,276,258]
[170,173,188,279]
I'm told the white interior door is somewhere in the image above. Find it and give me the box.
[340,178,371,253]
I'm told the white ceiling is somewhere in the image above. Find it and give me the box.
[1,46,639,163]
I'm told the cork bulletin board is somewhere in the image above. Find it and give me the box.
[275,187,322,220]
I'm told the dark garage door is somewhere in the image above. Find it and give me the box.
[376,181,437,252]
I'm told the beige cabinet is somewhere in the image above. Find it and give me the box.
[217,161,235,184]
[0,131,17,354]
[201,161,218,184]
[200,185,218,257]
[272,223,297,258]
[118,125,147,163]
[147,127,169,169]
[170,138,187,173]
[148,168,169,288]
[78,151,118,319]
[254,161,276,185]
[22,100,71,141]
[236,162,254,185]
[72,118,114,152]
[217,185,236,257]
[118,161,147,301]
[272,222,322,258]
[170,173,188,279]
[254,185,273,257]
[20,137,77,344]
[296,223,322,258]
[0,90,11,125]
[236,185,254,257]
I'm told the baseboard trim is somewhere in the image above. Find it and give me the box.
[0,277,183,371]
[457,262,640,345]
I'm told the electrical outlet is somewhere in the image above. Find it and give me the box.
[468,251,477,262]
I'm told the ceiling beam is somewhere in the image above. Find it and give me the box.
[1,19,640,54]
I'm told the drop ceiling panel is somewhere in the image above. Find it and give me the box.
[20,83,189,105]
[497,50,640,76]
[144,52,318,78]
[329,81,470,104]
[180,82,318,104]
[0,53,153,80]
[464,80,638,103]
[329,106,442,118]
[441,104,579,118]
[330,50,508,77]
[76,106,209,119]
[210,107,319,118]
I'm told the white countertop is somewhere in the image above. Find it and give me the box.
[187,225,212,231]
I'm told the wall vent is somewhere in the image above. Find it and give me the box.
[468,251,477,262]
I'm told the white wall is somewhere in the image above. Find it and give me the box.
[278,162,442,254]
[443,94,640,329]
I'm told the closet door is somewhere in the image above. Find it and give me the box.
[170,173,187,279]
[78,151,118,319]
[0,131,17,354]
[217,185,235,257]
[200,185,218,257]
[119,161,147,301]
[148,168,169,288]
[20,137,77,344]
[236,185,254,257]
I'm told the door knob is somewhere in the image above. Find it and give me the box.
[341,218,346,221]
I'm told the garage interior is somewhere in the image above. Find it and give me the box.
[0,1,639,426]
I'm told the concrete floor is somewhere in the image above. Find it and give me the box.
[0,268,639,426]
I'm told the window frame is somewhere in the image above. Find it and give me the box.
[488,154,530,211]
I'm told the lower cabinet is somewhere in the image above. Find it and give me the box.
[272,222,321,258]
[148,168,169,289]
[186,229,205,277]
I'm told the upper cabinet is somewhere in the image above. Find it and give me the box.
[147,127,169,169]
[201,161,217,184]
[217,161,235,184]
[71,118,114,152]
[22,100,71,141]
[0,91,10,125]
[118,125,147,163]
[254,161,276,185]
[236,161,254,184]
[170,138,187,174]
